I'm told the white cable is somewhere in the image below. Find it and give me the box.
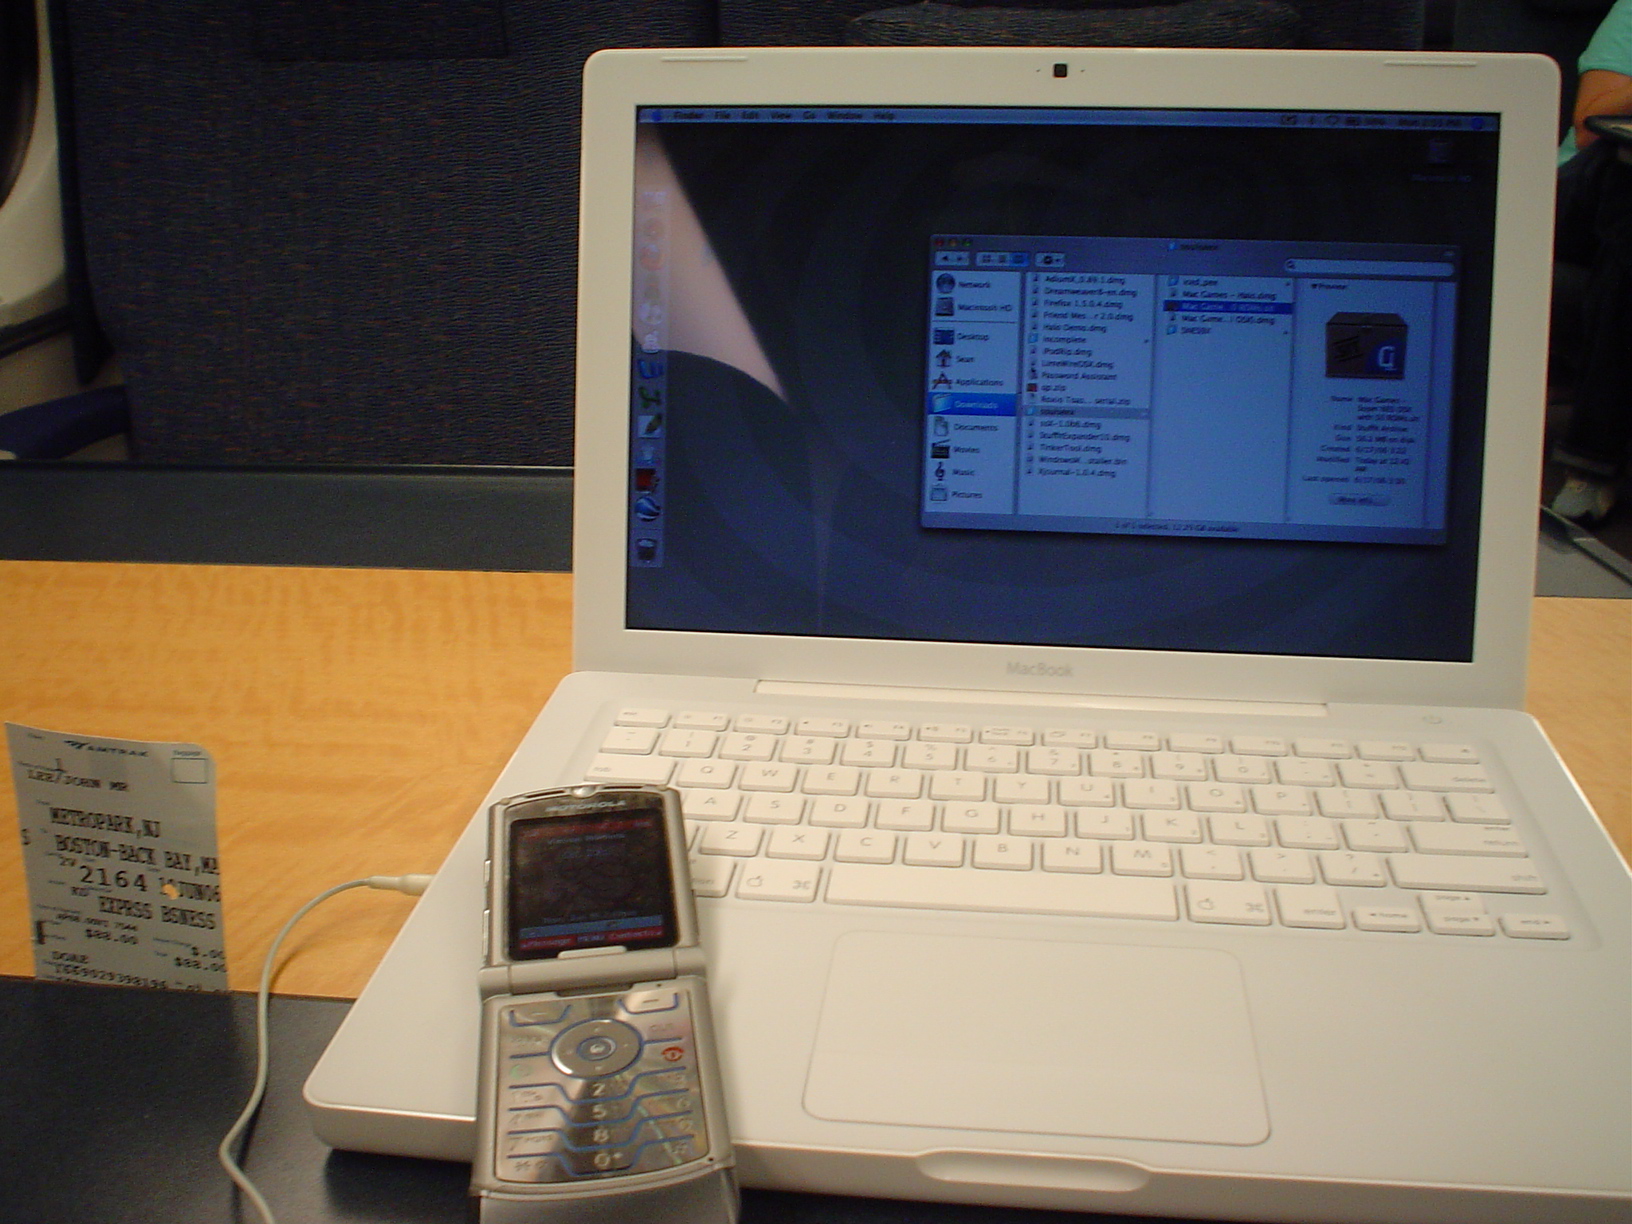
[217,873,435,1224]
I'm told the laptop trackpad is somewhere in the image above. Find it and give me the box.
[804,931,1269,1145]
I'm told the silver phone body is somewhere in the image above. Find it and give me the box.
[472,784,738,1224]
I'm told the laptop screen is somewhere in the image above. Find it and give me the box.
[624,105,1501,662]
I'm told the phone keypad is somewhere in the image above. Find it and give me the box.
[493,984,711,1184]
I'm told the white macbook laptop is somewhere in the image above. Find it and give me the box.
[307,47,1632,1222]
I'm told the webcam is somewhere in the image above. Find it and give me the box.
[1052,62,1068,78]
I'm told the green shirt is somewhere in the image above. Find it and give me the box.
[1562,0,1632,163]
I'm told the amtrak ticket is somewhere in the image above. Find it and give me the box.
[8,723,226,991]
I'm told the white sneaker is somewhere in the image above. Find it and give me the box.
[1550,473,1617,526]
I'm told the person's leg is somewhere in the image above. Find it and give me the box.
[1552,142,1632,521]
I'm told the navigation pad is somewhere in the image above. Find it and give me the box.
[492,984,709,1183]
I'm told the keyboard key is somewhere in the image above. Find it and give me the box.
[674,711,730,731]
[1187,782,1248,813]
[585,754,673,785]
[686,856,734,897]
[825,863,1178,920]
[1122,779,1182,810]
[1168,733,1224,754]
[1379,789,1445,821]
[835,830,897,865]
[743,794,802,823]
[1104,731,1161,752]
[719,733,777,762]
[1089,749,1145,778]
[919,723,972,743]
[1409,824,1528,857]
[865,769,924,799]
[1231,736,1287,756]
[1026,746,1082,776]
[736,861,821,902]
[1352,906,1422,934]
[1499,913,1570,939]
[781,736,837,765]
[1319,851,1388,887]
[808,797,868,827]
[1427,912,1497,936]
[734,713,790,734]
[675,759,735,788]
[1150,752,1208,782]
[1111,842,1174,877]
[680,791,740,821]
[1142,812,1203,843]
[1446,793,1511,824]
[1421,894,1495,936]
[966,744,1020,773]
[1314,788,1379,819]
[766,827,829,860]
[1041,840,1103,873]
[1399,763,1494,793]
[699,824,763,857]
[1187,881,1272,925]
[943,802,1001,834]
[659,729,718,758]
[902,741,958,770]
[1213,755,1274,785]
[992,775,1050,804]
[840,739,896,767]
[980,726,1035,746]
[1357,740,1414,761]
[1058,777,1116,807]
[1276,758,1337,787]
[929,771,986,801]
[1342,820,1411,854]
[1180,845,1245,881]
[738,763,798,792]
[858,721,911,740]
[1337,759,1397,789]
[1419,742,1479,764]
[614,707,669,727]
[972,836,1034,870]
[1292,737,1351,758]
[1009,805,1068,837]
[1249,848,1316,885]
[1041,728,1097,748]
[874,800,935,831]
[1250,785,1312,817]
[903,833,965,867]
[803,766,860,796]
[1075,808,1135,840]
[796,717,849,737]
[601,726,660,754]
[1275,885,1345,929]
[1390,855,1546,894]
[1209,814,1271,847]
[1274,815,1341,850]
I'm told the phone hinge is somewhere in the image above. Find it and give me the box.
[755,679,1326,719]
[507,948,682,996]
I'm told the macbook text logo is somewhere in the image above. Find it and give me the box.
[1007,661,1072,678]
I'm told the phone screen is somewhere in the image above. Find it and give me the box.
[506,794,679,960]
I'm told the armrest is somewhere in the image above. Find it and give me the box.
[0,384,128,459]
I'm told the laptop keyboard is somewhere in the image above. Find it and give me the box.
[582,707,1571,941]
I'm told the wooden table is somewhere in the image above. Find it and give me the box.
[1,561,1626,999]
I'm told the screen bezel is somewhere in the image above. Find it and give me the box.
[573,48,1556,711]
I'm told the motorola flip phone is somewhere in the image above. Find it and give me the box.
[472,784,738,1224]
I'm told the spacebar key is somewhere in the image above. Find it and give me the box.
[825,865,1178,921]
